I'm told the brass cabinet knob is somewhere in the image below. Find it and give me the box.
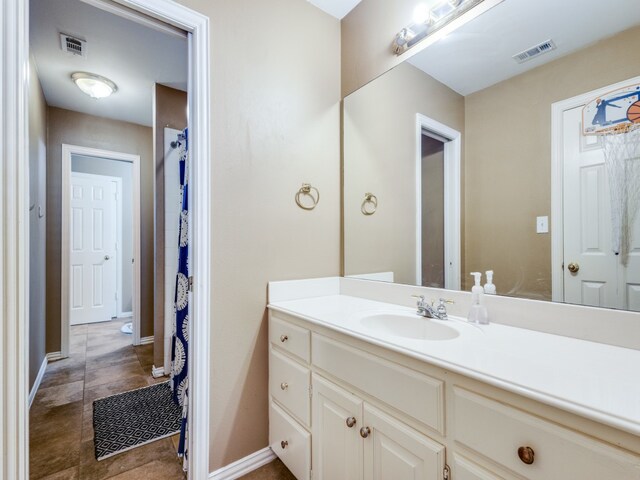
[359,426,371,438]
[346,417,357,428]
[280,382,288,391]
[280,335,288,343]
[518,446,535,465]
[567,262,580,273]
[281,440,288,449]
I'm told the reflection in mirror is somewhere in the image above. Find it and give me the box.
[343,0,640,312]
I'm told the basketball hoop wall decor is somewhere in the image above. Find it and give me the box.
[582,83,640,265]
[582,83,640,135]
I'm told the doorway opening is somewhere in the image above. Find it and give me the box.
[415,114,462,290]
[63,146,140,351]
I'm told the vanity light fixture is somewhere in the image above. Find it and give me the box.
[71,72,118,99]
[394,0,486,55]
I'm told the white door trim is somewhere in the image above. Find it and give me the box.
[550,75,640,303]
[415,114,462,290]
[1,0,30,477]
[69,171,123,321]
[3,0,211,477]
[62,145,141,349]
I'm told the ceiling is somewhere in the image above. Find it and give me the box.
[307,0,362,19]
[30,0,188,127]
[408,0,640,96]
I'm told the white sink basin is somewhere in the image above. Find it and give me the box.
[359,313,460,341]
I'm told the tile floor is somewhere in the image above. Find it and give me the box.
[29,318,296,480]
[29,319,185,480]
[238,459,296,480]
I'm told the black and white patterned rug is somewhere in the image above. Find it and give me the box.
[93,381,182,460]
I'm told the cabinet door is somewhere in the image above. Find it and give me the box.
[363,404,445,480]
[312,374,364,480]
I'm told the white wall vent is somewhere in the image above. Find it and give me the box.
[60,33,86,57]
[512,39,556,64]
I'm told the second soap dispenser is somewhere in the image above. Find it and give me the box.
[468,272,489,325]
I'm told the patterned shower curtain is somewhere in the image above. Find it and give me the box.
[170,128,189,469]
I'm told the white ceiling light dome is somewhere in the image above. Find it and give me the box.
[71,72,118,99]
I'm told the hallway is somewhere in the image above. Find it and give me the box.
[29,319,185,479]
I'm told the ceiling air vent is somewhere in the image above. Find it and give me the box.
[60,33,86,57]
[512,39,556,64]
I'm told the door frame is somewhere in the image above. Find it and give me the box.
[1,0,211,478]
[62,147,138,345]
[550,74,640,302]
[415,113,462,290]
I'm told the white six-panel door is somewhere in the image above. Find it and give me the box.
[70,172,118,325]
[563,106,640,311]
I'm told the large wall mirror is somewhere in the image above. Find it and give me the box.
[343,0,640,312]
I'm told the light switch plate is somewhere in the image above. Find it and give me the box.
[536,216,549,234]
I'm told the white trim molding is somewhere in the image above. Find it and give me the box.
[209,447,277,480]
[28,358,48,409]
[61,144,142,356]
[3,0,211,479]
[139,336,154,345]
[151,365,166,378]
[415,114,462,290]
[550,74,640,303]
[1,0,30,478]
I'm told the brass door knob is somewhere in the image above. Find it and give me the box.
[280,382,288,390]
[518,446,535,465]
[567,262,579,273]
[346,417,357,428]
[281,440,288,449]
[359,426,371,438]
[280,335,288,342]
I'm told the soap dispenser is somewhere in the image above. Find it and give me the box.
[468,272,489,324]
[484,270,496,295]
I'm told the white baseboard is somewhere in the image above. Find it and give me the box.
[29,356,48,408]
[209,447,276,480]
[46,351,64,362]
[139,336,154,345]
[118,312,133,319]
[151,365,166,378]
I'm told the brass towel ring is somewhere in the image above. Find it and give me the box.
[361,193,378,216]
[295,183,320,210]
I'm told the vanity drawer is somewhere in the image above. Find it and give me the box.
[270,347,311,427]
[270,401,311,480]
[312,333,444,434]
[452,454,505,480]
[270,315,310,363]
[453,387,640,479]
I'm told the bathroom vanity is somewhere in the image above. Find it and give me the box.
[267,278,640,480]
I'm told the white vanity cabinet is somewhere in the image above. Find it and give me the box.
[268,310,640,480]
[312,374,445,480]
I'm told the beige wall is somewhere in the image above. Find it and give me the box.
[464,26,640,298]
[341,0,423,97]
[29,57,47,388]
[153,84,188,369]
[344,62,464,285]
[45,108,154,352]
[174,0,341,470]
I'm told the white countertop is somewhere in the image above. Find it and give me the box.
[269,294,640,437]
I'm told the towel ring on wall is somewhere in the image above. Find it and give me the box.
[361,193,378,216]
[295,183,320,210]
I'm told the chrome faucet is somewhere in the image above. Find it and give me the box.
[412,295,454,320]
